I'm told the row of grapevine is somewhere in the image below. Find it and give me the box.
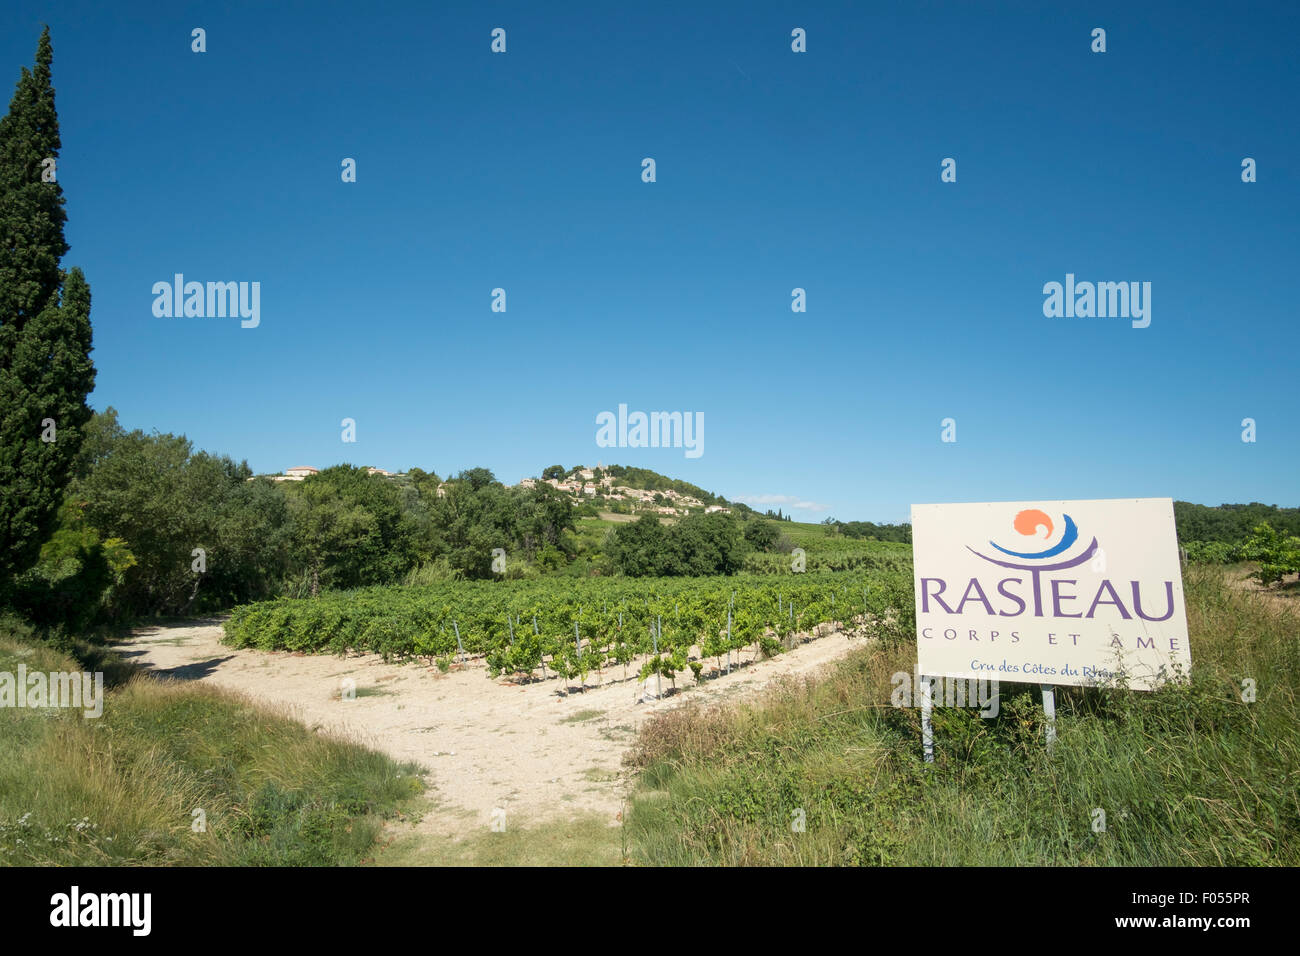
[223,570,916,685]
[742,543,912,574]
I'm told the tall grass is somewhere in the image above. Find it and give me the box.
[625,565,1299,865]
[0,627,424,866]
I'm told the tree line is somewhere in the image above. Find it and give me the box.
[9,406,798,624]
[1174,500,1300,544]
[9,409,589,625]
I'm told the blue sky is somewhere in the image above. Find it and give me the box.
[3,0,1296,523]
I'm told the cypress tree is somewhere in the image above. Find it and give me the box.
[0,26,96,589]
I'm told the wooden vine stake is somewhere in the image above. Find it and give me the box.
[726,607,732,674]
[535,614,546,681]
[575,621,584,693]
[653,615,663,700]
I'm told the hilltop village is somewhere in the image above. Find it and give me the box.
[254,464,734,520]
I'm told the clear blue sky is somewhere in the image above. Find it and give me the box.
[4,0,1296,524]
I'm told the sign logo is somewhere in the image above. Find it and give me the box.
[911,498,1191,691]
[971,509,1095,569]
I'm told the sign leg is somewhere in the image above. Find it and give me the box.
[921,674,934,764]
[1041,684,1057,751]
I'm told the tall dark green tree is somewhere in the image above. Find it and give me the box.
[0,27,95,589]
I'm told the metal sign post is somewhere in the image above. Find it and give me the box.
[1041,684,1057,751]
[920,674,934,764]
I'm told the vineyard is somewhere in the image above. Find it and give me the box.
[742,539,911,574]
[223,569,916,690]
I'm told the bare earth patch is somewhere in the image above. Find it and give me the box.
[114,620,870,845]
[1224,567,1300,610]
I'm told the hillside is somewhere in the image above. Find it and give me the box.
[521,464,739,520]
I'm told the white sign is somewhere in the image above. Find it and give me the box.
[911,498,1190,691]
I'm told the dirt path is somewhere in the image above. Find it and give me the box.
[1224,567,1300,612]
[114,620,869,840]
